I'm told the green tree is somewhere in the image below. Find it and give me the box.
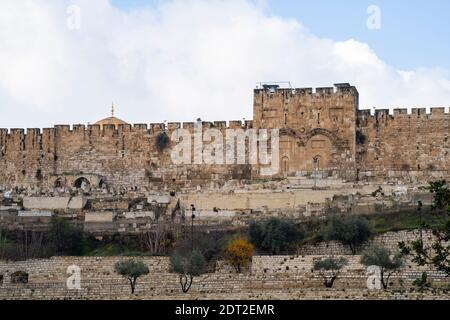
[324,216,371,255]
[428,180,450,212]
[313,257,348,288]
[361,246,404,290]
[249,218,304,255]
[399,220,450,277]
[170,250,206,293]
[399,180,450,279]
[114,259,149,294]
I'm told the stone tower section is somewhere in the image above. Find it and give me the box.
[253,83,358,179]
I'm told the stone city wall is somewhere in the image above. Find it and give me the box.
[357,108,450,183]
[1,85,449,192]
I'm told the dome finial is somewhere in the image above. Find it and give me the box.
[111,102,115,117]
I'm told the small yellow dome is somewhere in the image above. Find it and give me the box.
[94,103,129,129]
[94,116,129,129]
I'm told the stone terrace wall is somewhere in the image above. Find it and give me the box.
[297,230,436,256]
[0,250,448,300]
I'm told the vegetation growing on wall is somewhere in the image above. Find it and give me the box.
[155,132,170,152]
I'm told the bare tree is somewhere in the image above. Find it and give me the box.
[140,219,169,256]
[16,230,46,260]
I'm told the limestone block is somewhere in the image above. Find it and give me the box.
[85,212,114,223]
[18,210,53,217]
[124,211,155,219]
[68,197,87,209]
[23,196,86,210]
[147,195,171,204]
[196,210,236,221]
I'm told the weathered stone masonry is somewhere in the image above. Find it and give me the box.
[0,83,449,191]
[0,230,449,300]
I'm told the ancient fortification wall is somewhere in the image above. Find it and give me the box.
[357,108,450,182]
[0,83,449,191]
[0,122,254,190]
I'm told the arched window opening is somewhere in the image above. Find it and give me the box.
[74,177,91,190]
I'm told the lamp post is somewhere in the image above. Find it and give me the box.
[313,156,320,189]
[190,204,196,251]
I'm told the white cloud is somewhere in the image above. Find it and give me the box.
[0,0,449,128]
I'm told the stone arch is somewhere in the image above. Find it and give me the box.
[302,134,333,172]
[98,178,106,189]
[280,128,342,147]
[279,128,302,140]
[74,177,91,189]
[300,128,340,146]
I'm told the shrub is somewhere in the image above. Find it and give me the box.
[114,259,149,294]
[173,230,226,263]
[48,217,84,256]
[249,218,304,255]
[324,216,371,255]
[313,257,348,288]
[170,250,206,293]
[361,246,404,290]
[224,236,254,273]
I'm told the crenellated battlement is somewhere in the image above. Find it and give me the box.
[254,83,358,98]
[0,120,259,148]
[357,107,450,125]
[1,84,449,189]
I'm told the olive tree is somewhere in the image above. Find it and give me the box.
[114,259,149,294]
[249,218,304,255]
[324,216,371,255]
[361,246,404,290]
[170,250,206,293]
[313,257,348,288]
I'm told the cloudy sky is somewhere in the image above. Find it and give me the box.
[0,0,450,128]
